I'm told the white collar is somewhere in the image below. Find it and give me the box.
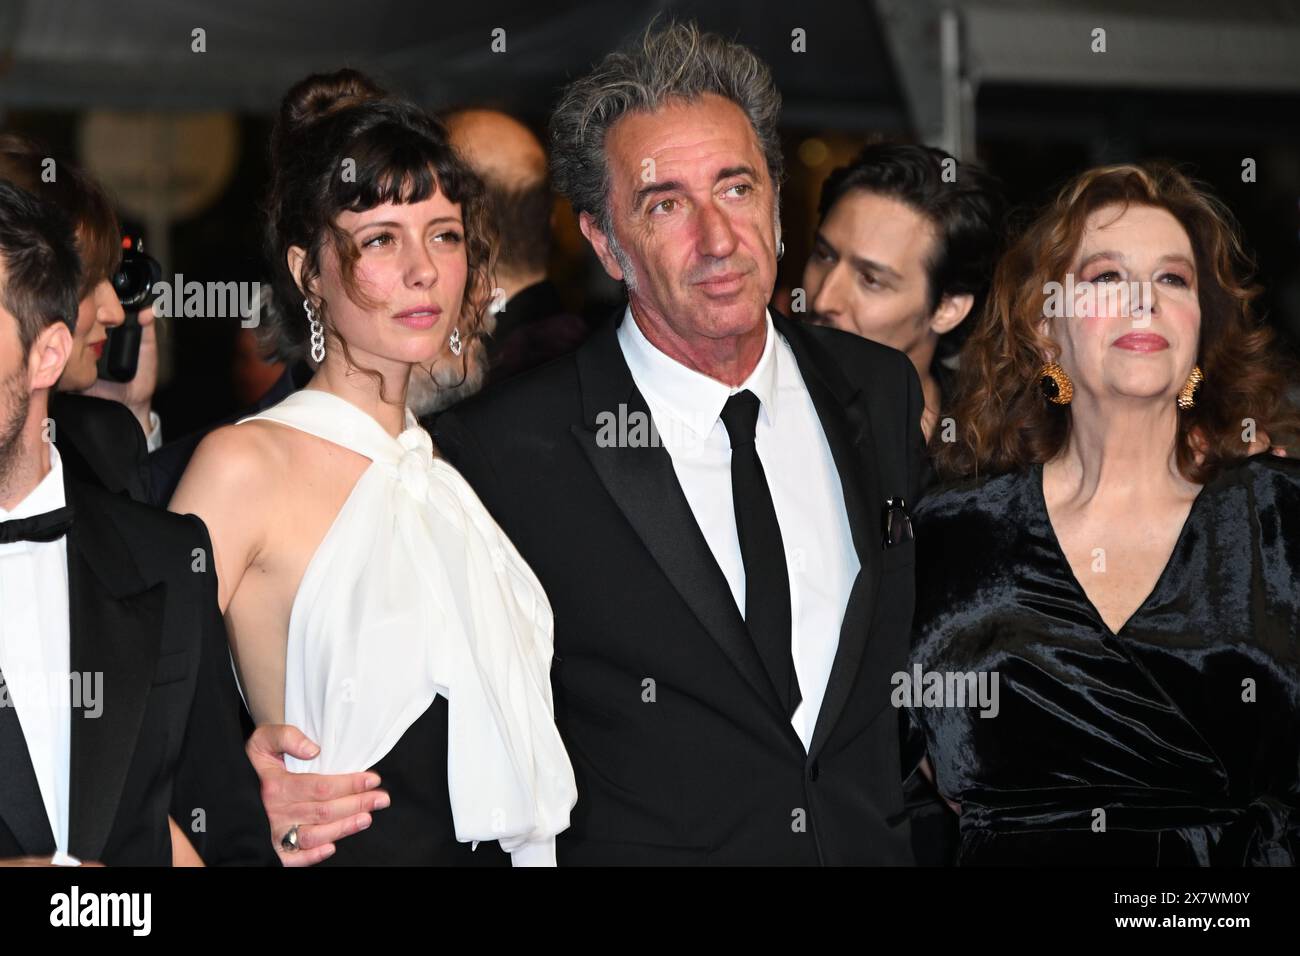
[617,306,780,440]
[0,443,65,520]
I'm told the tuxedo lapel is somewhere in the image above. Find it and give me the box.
[62,476,165,862]
[775,315,885,759]
[0,669,56,855]
[570,320,787,719]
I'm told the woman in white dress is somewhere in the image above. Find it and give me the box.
[169,69,575,866]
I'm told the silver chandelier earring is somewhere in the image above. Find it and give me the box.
[448,326,463,356]
[305,299,325,364]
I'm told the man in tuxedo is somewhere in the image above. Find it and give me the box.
[0,181,275,866]
[429,22,924,864]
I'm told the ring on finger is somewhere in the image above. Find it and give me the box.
[280,824,301,851]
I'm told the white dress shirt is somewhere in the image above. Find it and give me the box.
[618,308,859,750]
[0,443,73,856]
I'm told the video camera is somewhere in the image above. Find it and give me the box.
[98,232,161,382]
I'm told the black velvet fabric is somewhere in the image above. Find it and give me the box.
[905,455,1300,866]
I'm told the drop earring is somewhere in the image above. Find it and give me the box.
[1038,362,1073,405]
[1178,365,1204,410]
[448,327,463,356]
[305,299,325,364]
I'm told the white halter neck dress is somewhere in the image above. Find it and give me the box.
[237,388,575,866]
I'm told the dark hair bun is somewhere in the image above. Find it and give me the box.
[273,69,388,160]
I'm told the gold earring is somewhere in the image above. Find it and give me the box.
[1177,365,1204,410]
[1038,362,1073,405]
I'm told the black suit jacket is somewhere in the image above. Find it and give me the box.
[432,310,924,865]
[48,393,153,504]
[486,279,591,386]
[0,472,276,865]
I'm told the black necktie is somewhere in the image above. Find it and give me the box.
[720,390,800,717]
[0,505,74,545]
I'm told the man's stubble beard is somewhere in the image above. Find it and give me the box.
[0,364,33,495]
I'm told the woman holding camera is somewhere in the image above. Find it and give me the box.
[0,134,161,501]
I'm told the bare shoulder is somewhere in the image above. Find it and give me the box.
[170,420,290,514]
[206,419,291,464]
[168,420,298,610]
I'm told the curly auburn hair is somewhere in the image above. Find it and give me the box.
[934,161,1300,484]
[261,69,495,398]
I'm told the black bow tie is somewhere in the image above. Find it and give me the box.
[0,505,74,545]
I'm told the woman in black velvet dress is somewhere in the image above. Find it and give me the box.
[905,162,1300,866]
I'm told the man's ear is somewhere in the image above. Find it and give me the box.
[286,246,311,300]
[29,321,73,391]
[578,212,624,283]
[928,292,974,336]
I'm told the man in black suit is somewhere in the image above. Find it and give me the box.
[0,181,274,866]
[431,23,924,864]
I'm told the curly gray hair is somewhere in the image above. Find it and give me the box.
[549,19,784,240]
